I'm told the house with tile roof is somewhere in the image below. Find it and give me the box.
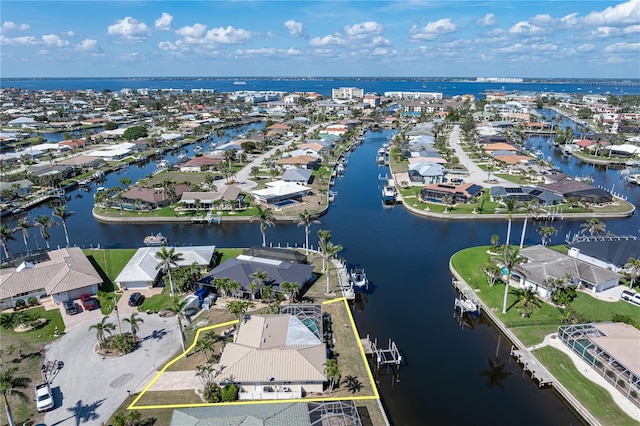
[0,247,102,309]
[419,182,483,204]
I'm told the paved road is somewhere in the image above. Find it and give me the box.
[43,313,180,426]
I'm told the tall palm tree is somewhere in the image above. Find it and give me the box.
[250,205,275,247]
[297,210,321,254]
[0,367,30,426]
[317,229,332,271]
[0,224,16,259]
[168,297,189,353]
[249,268,270,299]
[226,300,255,326]
[260,284,275,302]
[34,215,58,249]
[155,246,184,297]
[53,206,75,246]
[123,313,144,337]
[624,257,640,289]
[500,197,519,246]
[89,316,116,344]
[495,245,524,314]
[14,217,33,253]
[518,200,538,249]
[580,218,606,239]
[280,281,300,303]
[513,287,541,317]
[319,240,343,294]
[537,225,557,246]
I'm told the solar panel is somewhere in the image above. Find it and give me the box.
[530,189,543,196]
[505,187,523,193]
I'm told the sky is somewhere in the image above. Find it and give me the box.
[1,1,639,79]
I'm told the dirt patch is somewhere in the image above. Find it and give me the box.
[14,317,47,332]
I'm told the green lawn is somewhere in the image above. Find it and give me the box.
[84,248,137,314]
[534,346,638,426]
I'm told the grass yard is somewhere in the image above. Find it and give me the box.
[84,248,137,313]
[534,346,637,426]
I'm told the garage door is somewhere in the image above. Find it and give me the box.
[123,281,149,290]
[68,288,92,300]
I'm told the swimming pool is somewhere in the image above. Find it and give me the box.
[273,199,296,208]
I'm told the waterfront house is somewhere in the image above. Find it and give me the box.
[213,310,326,400]
[408,161,445,184]
[282,168,313,184]
[0,248,102,309]
[179,185,242,210]
[114,245,215,291]
[517,245,623,298]
[567,239,640,273]
[178,156,224,172]
[419,182,483,204]
[0,179,33,199]
[489,186,562,206]
[121,184,190,210]
[251,181,311,205]
[537,177,613,204]
[275,155,319,170]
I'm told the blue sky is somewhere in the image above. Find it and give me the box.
[1,1,639,78]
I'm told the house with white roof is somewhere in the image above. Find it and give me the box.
[251,181,311,205]
[114,246,215,290]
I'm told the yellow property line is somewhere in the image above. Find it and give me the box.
[129,296,381,410]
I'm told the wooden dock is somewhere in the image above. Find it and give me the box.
[511,348,554,387]
[361,334,402,368]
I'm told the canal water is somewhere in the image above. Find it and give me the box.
[5,120,639,424]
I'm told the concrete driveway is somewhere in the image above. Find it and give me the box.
[43,312,180,426]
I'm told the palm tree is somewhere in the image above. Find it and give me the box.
[495,245,524,314]
[168,297,189,353]
[123,313,144,337]
[518,201,538,249]
[324,358,340,394]
[580,218,606,238]
[483,262,503,287]
[624,257,640,289]
[250,205,275,247]
[500,197,519,246]
[317,229,332,271]
[297,210,321,254]
[260,284,274,302]
[0,224,16,259]
[249,268,270,299]
[537,225,557,246]
[53,206,75,246]
[194,337,215,362]
[513,287,541,317]
[280,281,300,303]
[319,240,343,294]
[89,316,116,344]
[34,215,58,249]
[155,246,184,297]
[226,300,255,325]
[0,367,31,426]
[14,217,32,253]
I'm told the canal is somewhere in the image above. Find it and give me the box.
[4,120,639,424]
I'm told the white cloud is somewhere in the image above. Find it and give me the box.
[477,13,496,26]
[577,43,595,52]
[309,34,345,47]
[158,40,178,51]
[286,47,302,56]
[202,26,251,45]
[508,21,544,35]
[604,41,640,52]
[590,26,620,37]
[0,35,38,46]
[410,19,456,40]
[344,21,383,37]
[284,20,305,37]
[64,31,74,37]
[624,24,640,33]
[372,47,389,56]
[530,14,555,26]
[370,36,391,47]
[582,0,640,26]
[2,21,30,31]
[155,13,173,31]
[560,13,579,27]
[175,23,207,38]
[107,17,151,44]
[42,34,69,47]
[120,52,144,62]
[77,39,102,53]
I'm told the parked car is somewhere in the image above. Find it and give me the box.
[80,294,99,311]
[620,290,640,306]
[35,382,54,412]
[63,300,77,315]
[128,292,145,307]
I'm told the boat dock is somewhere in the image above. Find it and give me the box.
[361,334,402,370]
[510,348,554,387]
[334,258,355,300]
[191,210,223,224]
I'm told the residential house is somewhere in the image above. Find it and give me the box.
[179,186,242,210]
[0,179,33,199]
[489,186,562,206]
[179,156,224,172]
[537,177,613,204]
[275,155,319,170]
[568,239,640,272]
[114,246,215,290]
[419,182,483,204]
[251,181,311,205]
[283,168,313,184]
[517,245,623,298]
[0,248,102,309]
[408,161,445,184]
[121,184,190,210]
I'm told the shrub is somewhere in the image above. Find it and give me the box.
[14,299,26,309]
[103,333,137,354]
[28,296,38,306]
[202,382,221,403]
[221,383,239,402]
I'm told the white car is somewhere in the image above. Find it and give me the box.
[35,382,54,412]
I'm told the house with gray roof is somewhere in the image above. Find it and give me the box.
[198,253,315,298]
[568,239,640,272]
[0,247,102,309]
[489,185,562,206]
[408,161,445,184]
[517,245,623,298]
[283,168,313,184]
[214,312,326,399]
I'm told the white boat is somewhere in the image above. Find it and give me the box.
[382,185,397,204]
[233,80,246,85]
[350,268,368,289]
[194,146,203,153]
[144,233,168,246]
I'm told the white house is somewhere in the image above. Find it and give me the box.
[251,181,311,205]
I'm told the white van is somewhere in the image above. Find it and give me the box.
[620,290,640,306]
